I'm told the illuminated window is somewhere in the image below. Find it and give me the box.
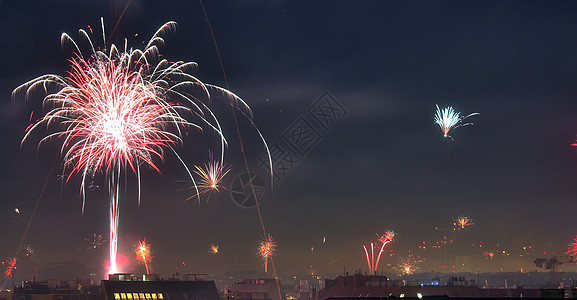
[158,294,163,299]
[127,294,133,299]
[145,293,151,299]
[133,293,139,299]
[152,294,157,299]
[121,293,127,300]
[140,293,145,299]
[114,293,121,300]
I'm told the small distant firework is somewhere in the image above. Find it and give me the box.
[363,230,395,274]
[24,244,36,259]
[3,257,16,278]
[396,257,419,275]
[84,234,105,250]
[566,235,577,256]
[378,230,396,242]
[14,208,20,217]
[135,239,152,274]
[258,234,276,273]
[190,153,231,201]
[210,244,219,255]
[453,215,474,229]
[88,182,100,191]
[483,251,496,259]
[434,105,479,140]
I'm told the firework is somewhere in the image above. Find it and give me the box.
[3,258,16,278]
[363,230,394,274]
[258,234,276,273]
[567,235,577,256]
[396,257,419,275]
[483,251,496,259]
[379,230,396,242]
[190,152,231,201]
[135,239,152,274]
[14,19,270,275]
[453,215,474,229]
[210,244,219,255]
[24,245,36,259]
[434,105,479,140]
[84,233,105,250]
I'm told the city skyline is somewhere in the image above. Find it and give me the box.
[2,1,577,280]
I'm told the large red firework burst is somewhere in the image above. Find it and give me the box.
[3,257,16,278]
[14,19,271,275]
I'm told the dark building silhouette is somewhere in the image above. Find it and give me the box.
[100,275,219,300]
[7,274,219,300]
[315,274,573,299]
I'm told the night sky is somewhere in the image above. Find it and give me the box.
[2,0,577,282]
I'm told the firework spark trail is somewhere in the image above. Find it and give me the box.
[375,231,395,270]
[14,18,267,275]
[135,239,152,274]
[199,6,276,299]
[434,105,479,140]
[362,243,375,273]
[258,234,276,273]
[363,231,395,274]
[110,174,120,274]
